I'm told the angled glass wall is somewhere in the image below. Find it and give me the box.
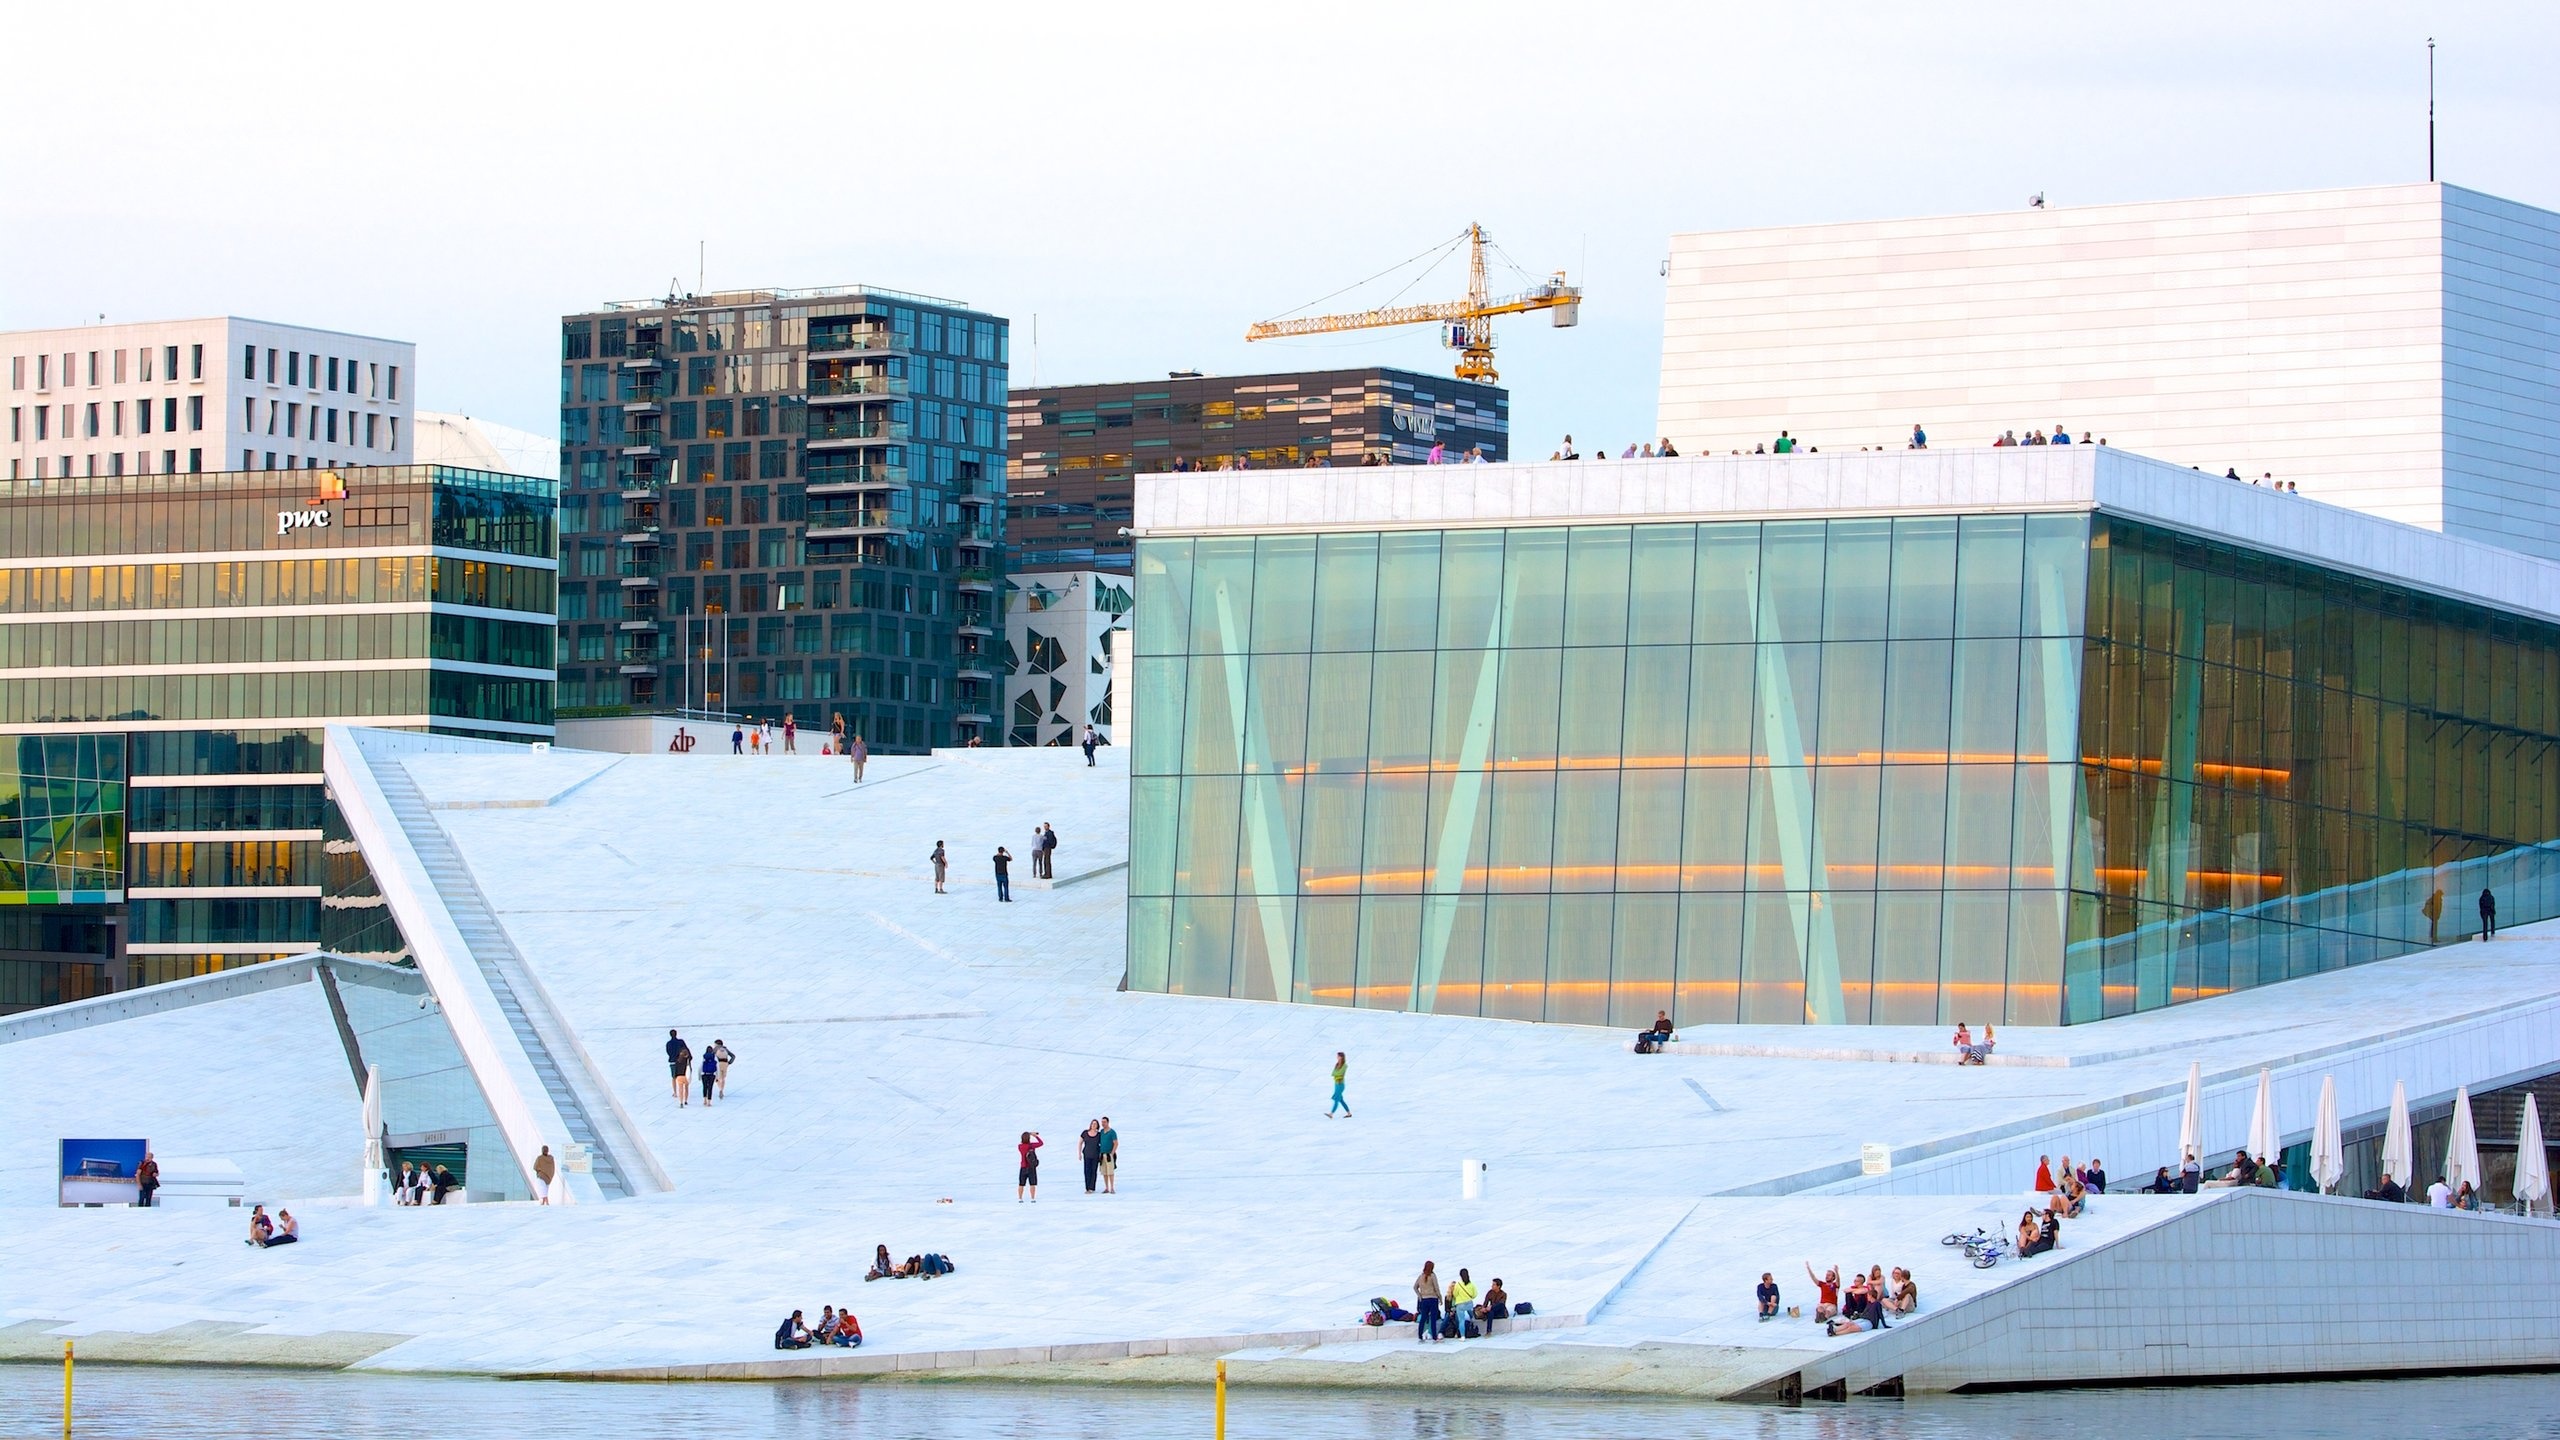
[1128,514,2560,1026]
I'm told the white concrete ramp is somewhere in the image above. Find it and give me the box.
[1786,1190,2560,1396]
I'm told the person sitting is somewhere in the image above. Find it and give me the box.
[2048,1180,2083,1221]
[829,1310,863,1347]
[1755,1272,1780,1321]
[2142,1166,2175,1194]
[2252,1155,2282,1189]
[1805,1263,1842,1323]
[774,1311,813,1350]
[2365,1172,2406,1203]
[2083,1160,2108,1194]
[2015,1210,2041,1254]
[1477,1277,1510,1329]
[1843,1273,1874,1328]
[867,1244,895,1281]
[430,1164,460,1205]
[2021,1214,2059,1258]
[1951,1022,1972,1060]
[1886,1268,1918,1315]
[2203,1150,2252,1189]
[1959,1024,1996,1065]
[2454,1181,2480,1212]
[267,1209,300,1247]
[246,1205,274,1247]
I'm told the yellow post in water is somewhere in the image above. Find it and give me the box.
[1214,1357,1227,1440]
[62,1339,73,1438]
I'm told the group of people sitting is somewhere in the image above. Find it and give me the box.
[1633,1010,1677,1054]
[865,1244,956,1281]
[1379,1261,1521,1341]
[393,1161,461,1206]
[2033,1154,2100,1217]
[1795,1263,1917,1336]
[772,1306,862,1350]
[1951,1022,1996,1065]
[244,1204,299,1248]
[2203,1148,2286,1190]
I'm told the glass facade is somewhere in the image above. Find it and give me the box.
[1128,513,2560,1026]
[557,289,1007,748]
[0,735,125,903]
[0,464,553,1010]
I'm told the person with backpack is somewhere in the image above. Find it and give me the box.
[667,1029,693,1107]
[1016,1130,1043,1202]
[699,1039,721,1108]
[1038,823,1059,879]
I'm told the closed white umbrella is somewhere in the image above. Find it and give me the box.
[2177,1061,2204,1171]
[2310,1074,2345,1194]
[360,1063,385,1208]
[2516,1093,2551,1217]
[2444,1086,2483,1200]
[2247,1067,2278,1166]
[2382,1081,2414,1199]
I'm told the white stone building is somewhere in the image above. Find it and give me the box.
[1001,569,1129,746]
[412,410,555,479]
[4,317,413,480]
[1658,183,2560,560]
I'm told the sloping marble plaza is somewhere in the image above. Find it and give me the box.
[4,739,2557,1395]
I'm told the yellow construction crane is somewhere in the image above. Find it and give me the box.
[1245,223,1580,383]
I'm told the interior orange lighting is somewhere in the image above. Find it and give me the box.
[2092,868,2285,888]
[2094,757,2291,785]
[1276,752,2059,781]
[1293,863,2060,892]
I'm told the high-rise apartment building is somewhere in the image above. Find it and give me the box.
[4,318,413,481]
[0,462,556,1012]
[1006,368,1508,574]
[556,287,1010,749]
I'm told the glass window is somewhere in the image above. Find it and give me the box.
[1888,516,1958,639]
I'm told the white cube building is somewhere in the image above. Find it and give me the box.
[1002,569,1130,746]
[1658,183,2560,560]
[5,317,414,480]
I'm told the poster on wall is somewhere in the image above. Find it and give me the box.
[59,1138,147,1207]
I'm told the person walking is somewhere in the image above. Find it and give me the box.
[747,721,762,755]
[712,1038,736,1100]
[667,1029,694,1107]
[134,1150,160,1208]
[1328,1051,1351,1117]
[1413,1261,1444,1343]
[1098,1116,1118,1194]
[731,723,744,755]
[1016,1130,1044,1202]
[1910,423,1927,450]
[929,841,949,894]
[699,1037,722,1108]
[760,719,776,755]
[2480,886,2498,940]
[533,1145,557,1205]
[1081,725,1100,766]
[849,733,868,782]
[783,716,798,753]
[1079,1120,1103,1195]
[993,846,1013,902]
[2424,887,2445,944]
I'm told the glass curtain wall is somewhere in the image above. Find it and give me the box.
[1129,516,2090,1026]
[2067,518,2560,1019]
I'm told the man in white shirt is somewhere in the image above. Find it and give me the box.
[2427,1176,2454,1208]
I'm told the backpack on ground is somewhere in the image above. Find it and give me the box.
[1513,1301,1533,1317]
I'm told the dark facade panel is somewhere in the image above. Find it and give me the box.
[1007,368,1507,574]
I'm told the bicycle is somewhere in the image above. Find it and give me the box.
[1940,1228,1990,1249]
[1967,1237,2008,1268]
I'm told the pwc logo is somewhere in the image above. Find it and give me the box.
[279,472,347,535]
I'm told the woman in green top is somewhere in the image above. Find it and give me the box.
[1329,1052,1351,1118]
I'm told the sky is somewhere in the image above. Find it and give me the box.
[4,2,2554,456]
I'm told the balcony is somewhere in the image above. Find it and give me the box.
[620,342,667,369]
[806,508,899,541]
[622,396,664,416]
[808,330,910,356]
[618,660,660,676]
[955,568,996,594]
[807,419,910,449]
[621,432,666,457]
[618,559,663,588]
[957,662,997,683]
[618,528,663,547]
[955,711,994,728]
[620,477,666,502]
[807,373,910,403]
[953,522,996,550]
[804,464,910,496]
[956,617,994,638]
[618,616,660,633]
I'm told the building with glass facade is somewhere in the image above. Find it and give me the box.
[557,286,1010,749]
[1125,447,2560,1026]
[0,463,555,1011]
[1006,368,1507,575]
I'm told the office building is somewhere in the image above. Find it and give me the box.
[5,318,413,481]
[0,462,556,1011]
[1006,368,1507,574]
[1658,184,2560,560]
[1125,447,2560,1026]
[556,287,1010,749]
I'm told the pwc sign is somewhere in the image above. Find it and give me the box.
[278,471,348,535]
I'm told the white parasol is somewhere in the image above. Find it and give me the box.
[2309,1074,2345,1194]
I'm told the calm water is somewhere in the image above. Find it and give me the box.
[4,1366,2558,1439]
